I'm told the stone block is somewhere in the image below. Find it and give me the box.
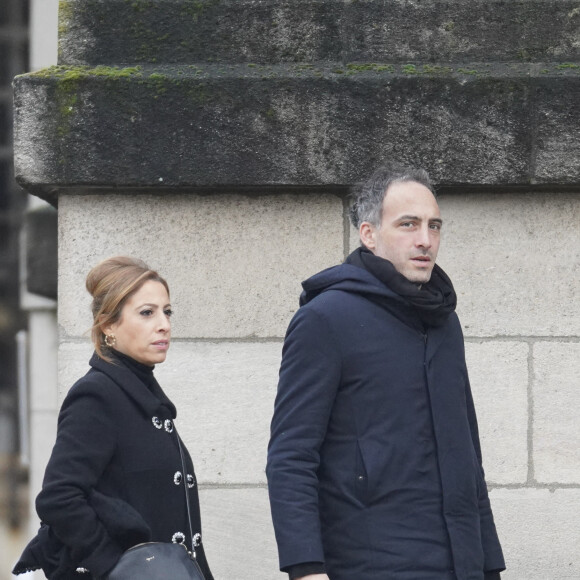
[58,340,282,484]
[15,65,580,206]
[349,222,360,255]
[58,193,343,339]
[436,193,580,337]
[536,77,580,183]
[58,0,580,66]
[198,487,279,579]
[155,342,281,484]
[465,341,528,484]
[58,341,92,400]
[533,342,580,484]
[491,488,580,580]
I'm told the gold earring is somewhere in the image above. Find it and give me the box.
[104,334,116,347]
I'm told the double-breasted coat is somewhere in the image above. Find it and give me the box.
[14,352,212,580]
[267,264,505,580]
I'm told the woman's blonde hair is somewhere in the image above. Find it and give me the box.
[86,256,169,362]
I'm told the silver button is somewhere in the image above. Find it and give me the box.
[187,474,195,488]
[174,471,182,485]
[192,532,201,547]
[172,531,186,545]
[164,419,174,433]
[152,417,163,429]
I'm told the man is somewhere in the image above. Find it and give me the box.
[266,162,505,580]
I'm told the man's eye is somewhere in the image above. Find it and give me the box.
[430,223,441,231]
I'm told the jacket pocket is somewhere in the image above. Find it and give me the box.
[354,441,369,505]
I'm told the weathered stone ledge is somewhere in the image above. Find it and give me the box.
[13,62,580,205]
[58,0,580,65]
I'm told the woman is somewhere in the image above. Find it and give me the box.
[13,257,213,580]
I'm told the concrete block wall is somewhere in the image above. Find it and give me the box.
[58,190,580,580]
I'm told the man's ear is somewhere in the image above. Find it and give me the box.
[359,221,377,251]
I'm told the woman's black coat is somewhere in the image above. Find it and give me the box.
[14,352,212,580]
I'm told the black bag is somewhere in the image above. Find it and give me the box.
[106,542,205,580]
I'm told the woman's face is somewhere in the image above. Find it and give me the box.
[104,280,172,366]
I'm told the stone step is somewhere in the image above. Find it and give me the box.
[58,0,580,65]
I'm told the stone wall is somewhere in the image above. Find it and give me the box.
[56,190,580,579]
[13,0,580,578]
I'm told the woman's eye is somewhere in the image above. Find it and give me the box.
[140,309,153,317]
[164,309,173,317]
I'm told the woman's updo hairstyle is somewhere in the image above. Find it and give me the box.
[86,256,169,362]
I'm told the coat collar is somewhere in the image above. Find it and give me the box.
[89,352,176,419]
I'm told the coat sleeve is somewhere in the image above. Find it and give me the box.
[266,305,342,571]
[464,375,506,574]
[36,376,124,577]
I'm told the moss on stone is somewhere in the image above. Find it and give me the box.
[58,0,74,37]
[186,83,209,105]
[57,0,75,60]
[421,64,453,75]
[181,0,221,23]
[345,63,395,74]
[26,65,144,138]
[29,65,143,81]
[555,62,580,70]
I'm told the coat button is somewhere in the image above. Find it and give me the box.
[164,419,174,433]
[172,531,186,545]
[152,416,163,429]
[174,471,183,485]
[357,475,365,481]
[192,532,201,547]
[187,474,195,488]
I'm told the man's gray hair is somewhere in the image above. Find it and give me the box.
[349,161,435,229]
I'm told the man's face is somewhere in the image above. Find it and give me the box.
[360,180,442,284]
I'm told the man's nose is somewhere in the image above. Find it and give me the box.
[416,225,432,248]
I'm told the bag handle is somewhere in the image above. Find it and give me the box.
[175,430,196,558]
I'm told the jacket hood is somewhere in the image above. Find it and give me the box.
[300,263,404,307]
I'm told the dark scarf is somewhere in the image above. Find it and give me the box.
[345,246,457,327]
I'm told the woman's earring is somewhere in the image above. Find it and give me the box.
[104,334,116,347]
